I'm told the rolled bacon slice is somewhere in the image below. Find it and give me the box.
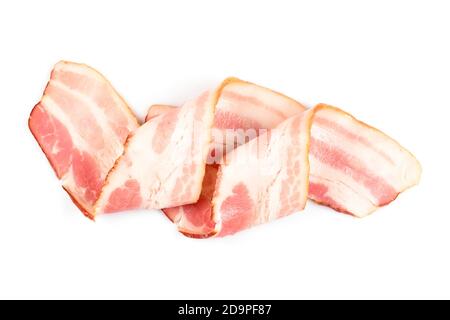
[95,78,305,215]
[28,61,139,218]
[212,109,315,236]
[150,102,421,236]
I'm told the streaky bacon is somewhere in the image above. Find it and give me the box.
[163,165,219,238]
[212,109,315,236]
[29,65,421,236]
[28,61,139,218]
[308,104,421,217]
[146,78,307,237]
[95,78,305,216]
[148,100,421,237]
[94,91,216,213]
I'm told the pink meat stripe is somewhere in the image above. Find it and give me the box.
[28,61,139,218]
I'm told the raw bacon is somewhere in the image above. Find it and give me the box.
[28,61,139,218]
[212,109,315,236]
[94,91,216,213]
[29,64,421,237]
[308,104,422,217]
[144,105,177,122]
[147,79,307,236]
[163,165,219,238]
[149,102,421,236]
[212,78,306,161]
[213,78,305,130]
[95,78,305,215]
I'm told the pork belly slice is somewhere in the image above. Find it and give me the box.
[28,61,139,218]
[212,109,315,236]
[94,90,217,214]
[308,104,421,217]
[162,111,314,237]
[150,101,421,237]
[146,78,306,237]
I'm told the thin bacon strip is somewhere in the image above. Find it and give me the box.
[28,61,139,218]
[308,104,421,217]
[212,109,315,236]
[147,79,307,237]
[29,65,421,235]
[149,99,421,237]
[94,91,216,213]
[144,105,176,122]
[95,78,305,215]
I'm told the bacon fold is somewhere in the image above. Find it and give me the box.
[94,90,216,213]
[29,66,421,235]
[148,97,421,236]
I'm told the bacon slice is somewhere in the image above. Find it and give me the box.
[162,111,314,237]
[149,100,421,236]
[152,112,221,237]
[214,77,305,130]
[144,104,218,236]
[95,78,305,216]
[94,91,216,213]
[163,165,219,238]
[30,65,421,235]
[212,109,315,236]
[28,61,139,218]
[145,77,305,128]
[146,79,307,237]
[212,78,306,161]
[308,104,422,217]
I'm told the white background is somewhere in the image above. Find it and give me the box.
[0,0,449,299]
